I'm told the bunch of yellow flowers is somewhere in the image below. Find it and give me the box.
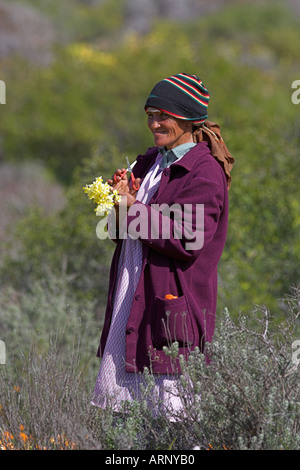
[82,176,121,216]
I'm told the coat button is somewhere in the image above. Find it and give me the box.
[135,294,141,300]
[126,327,134,334]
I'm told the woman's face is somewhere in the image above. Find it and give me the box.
[147,110,193,149]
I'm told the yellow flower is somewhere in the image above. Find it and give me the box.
[0,431,15,450]
[67,43,116,68]
[83,176,121,217]
[50,433,77,450]
[20,431,28,444]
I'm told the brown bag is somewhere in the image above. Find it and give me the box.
[194,121,235,189]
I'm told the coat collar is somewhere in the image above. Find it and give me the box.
[134,141,210,180]
[171,141,210,172]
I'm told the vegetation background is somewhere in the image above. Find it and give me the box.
[0,0,299,450]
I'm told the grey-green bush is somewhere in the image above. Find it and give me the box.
[1,285,299,450]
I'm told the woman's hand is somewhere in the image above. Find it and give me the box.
[107,168,129,194]
[107,168,140,216]
[108,169,140,209]
[107,169,140,233]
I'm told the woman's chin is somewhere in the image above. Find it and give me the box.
[153,135,168,148]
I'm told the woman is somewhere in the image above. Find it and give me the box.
[91,73,234,418]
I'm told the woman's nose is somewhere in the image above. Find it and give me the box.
[149,117,161,129]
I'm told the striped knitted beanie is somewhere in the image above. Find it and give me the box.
[144,73,209,124]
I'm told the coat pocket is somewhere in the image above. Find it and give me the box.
[152,295,194,349]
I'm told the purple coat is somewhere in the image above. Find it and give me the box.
[97,142,228,374]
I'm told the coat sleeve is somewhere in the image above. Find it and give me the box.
[124,176,225,261]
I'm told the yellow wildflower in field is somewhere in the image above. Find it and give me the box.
[50,433,77,450]
[0,426,77,450]
[0,431,14,450]
[67,43,116,68]
[19,425,29,446]
[83,176,121,216]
